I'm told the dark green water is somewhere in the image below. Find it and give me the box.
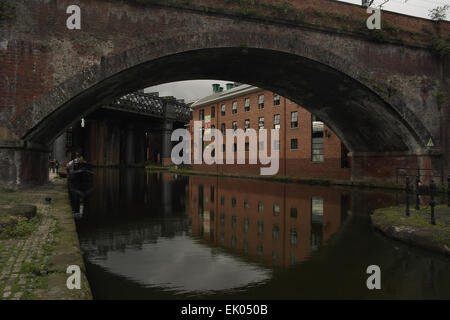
[71,168,450,299]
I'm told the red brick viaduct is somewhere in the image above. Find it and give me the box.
[0,0,449,188]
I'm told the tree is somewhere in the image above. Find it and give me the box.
[429,5,449,21]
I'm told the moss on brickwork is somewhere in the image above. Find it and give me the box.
[0,1,16,21]
[430,37,450,58]
[105,0,447,51]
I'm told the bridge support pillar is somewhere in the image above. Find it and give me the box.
[0,140,49,189]
[52,133,67,165]
[161,121,173,167]
[134,129,148,165]
[350,150,443,185]
[161,175,173,216]
[125,124,136,166]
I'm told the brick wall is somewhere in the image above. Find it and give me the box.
[189,89,350,180]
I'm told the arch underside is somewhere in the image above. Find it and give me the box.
[22,48,424,153]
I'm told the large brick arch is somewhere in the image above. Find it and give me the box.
[1,0,448,187]
[14,31,427,154]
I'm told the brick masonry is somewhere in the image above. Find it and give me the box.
[0,0,449,187]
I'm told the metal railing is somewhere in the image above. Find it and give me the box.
[396,167,443,185]
[402,175,450,225]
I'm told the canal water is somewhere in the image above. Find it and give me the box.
[71,168,450,299]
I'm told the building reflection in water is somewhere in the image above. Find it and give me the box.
[188,176,350,269]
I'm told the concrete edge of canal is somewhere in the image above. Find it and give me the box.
[145,165,449,193]
[371,205,450,257]
[0,174,92,300]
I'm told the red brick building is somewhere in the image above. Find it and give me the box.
[189,84,350,180]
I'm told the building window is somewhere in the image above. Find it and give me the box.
[258,201,264,213]
[211,106,215,118]
[258,94,264,109]
[273,203,280,216]
[232,216,237,229]
[312,197,324,217]
[220,212,225,226]
[312,115,324,162]
[210,185,215,203]
[291,111,298,128]
[244,218,249,233]
[291,138,298,150]
[221,104,226,116]
[244,98,250,112]
[290,228,298,245]
[232,197,236,207]
[199,109,205,120]
[290,253,297,266]
[274,93,280,106]
[257,221,263,235]
[231,235,236,249]
[274,140,280,151]
[221,123,226,135]
[244,199,250,208]
[290,207,298,218]
[272,250,279,266]
[273,224,279,240]
[232,121,237,133]
[244,119,250,131]
[258,117,264,130]
[311,196,324,251]
[232,101,237,114]
[274,114,280,130]
[221,196,225,205]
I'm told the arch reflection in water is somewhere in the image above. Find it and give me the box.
[75,169,278,297]
[73,169,450,299]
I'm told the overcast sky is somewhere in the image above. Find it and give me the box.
[145,0,449,103]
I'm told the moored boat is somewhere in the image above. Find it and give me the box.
[67,162,94,182]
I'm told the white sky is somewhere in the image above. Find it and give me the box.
[341,0,449,20]
[146,0,449,103]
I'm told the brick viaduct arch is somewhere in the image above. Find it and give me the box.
[0,0,448,187]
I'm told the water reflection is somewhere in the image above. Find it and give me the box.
[74,169,273,297]
[72,169,450,299]
[188,176,350,268]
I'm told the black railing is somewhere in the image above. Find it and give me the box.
[396,167,443,185]
[402,176,450,225]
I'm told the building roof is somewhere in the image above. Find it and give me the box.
[190,84,263,109]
